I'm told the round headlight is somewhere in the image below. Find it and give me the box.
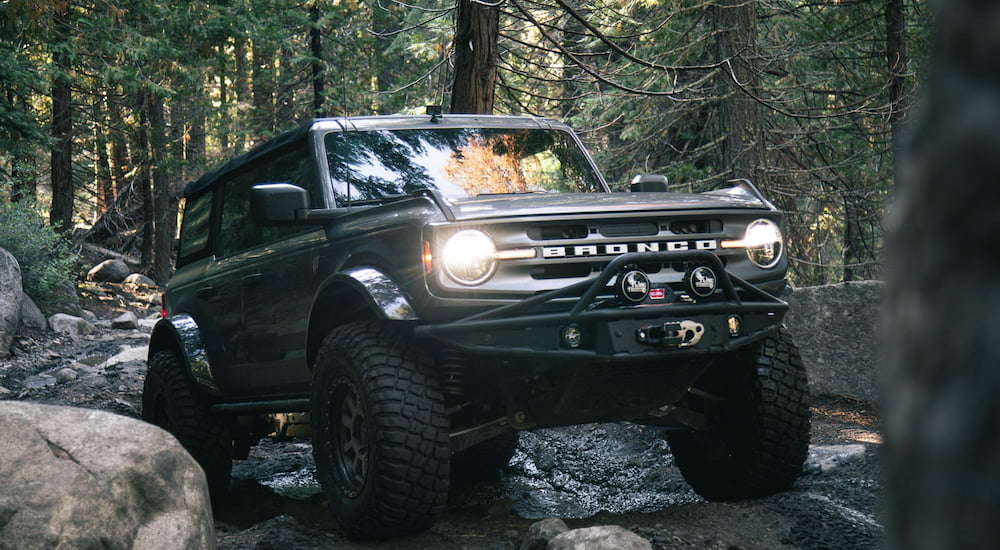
[744,219,783,268]
[441,230,498,285]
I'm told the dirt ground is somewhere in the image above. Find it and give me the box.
[0,282,884,549]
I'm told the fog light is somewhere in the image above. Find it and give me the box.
[727,315,743,336]
[562,325,583,348]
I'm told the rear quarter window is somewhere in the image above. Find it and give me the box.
[177,190,213,265]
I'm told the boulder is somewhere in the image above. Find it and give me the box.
[19,294,47,330]
[0,401,216,549]
[48,313,97,337]
[547,525,652,549]
[0,247,24,357]
[520,518,570,550]
[87,258,130,283]
[123,273,157,288]
[111,311,140,330]
[784,281,883,402]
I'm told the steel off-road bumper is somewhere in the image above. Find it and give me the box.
[414,251,789,362]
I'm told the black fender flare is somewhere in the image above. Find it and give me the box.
[148,313,221,396]
[306,267,419,368]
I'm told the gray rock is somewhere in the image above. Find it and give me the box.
[0,401,216,549]
[124,273,157,288]
[87,258,131,283]
[111,311,140,330]
[0,248,24,357]
[19,294,46,330]
[784,281,882,402]
[547,525,651,549]
[48,313,97,337]
[53,367,79,383]
[520,518,570,550]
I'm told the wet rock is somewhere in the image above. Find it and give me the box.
[48,313,97,337]
[805,444,868,474]
[0,247,24,357]
[216,514,334,549]
[520,518,569,550]
[87,259,131,283]
[548,525,651,549]
[111,311,140,330]
[0,401,216,549]
[19,294,46,330]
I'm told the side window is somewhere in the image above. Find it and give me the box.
[218,145,318,258]
[177,189,213,265]
[219,169,259,257]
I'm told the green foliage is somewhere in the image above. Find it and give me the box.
[0,201,79,308]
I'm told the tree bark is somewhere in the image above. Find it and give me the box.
[148,94,176,284]
[885,0,908,178]
[49,4,75,232]
[885,1,1000,548]
[311,2,326,118]
[715,0,766,188]
[450,0,499,114]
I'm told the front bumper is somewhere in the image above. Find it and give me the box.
[414,251,787,361]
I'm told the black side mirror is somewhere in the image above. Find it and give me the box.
[629,174,669,192]
[250,183,310,223]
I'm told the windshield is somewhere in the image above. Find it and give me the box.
[324,127,605,205]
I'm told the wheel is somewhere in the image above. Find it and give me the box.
[142,349,233,496]
[311,322,450,539]
[667,328,811,501]
[450,431,519,485]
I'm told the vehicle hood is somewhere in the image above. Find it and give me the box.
[447,190,771,221]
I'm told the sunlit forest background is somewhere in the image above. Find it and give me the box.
[0,0,930,286]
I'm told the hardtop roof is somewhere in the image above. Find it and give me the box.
[182,114,565,197]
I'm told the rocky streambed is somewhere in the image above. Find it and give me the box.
[0,283,884,549]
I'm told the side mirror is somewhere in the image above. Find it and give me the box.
[250,183,310,223]
[629,174,669,192]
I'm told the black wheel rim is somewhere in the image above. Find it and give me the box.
[333,379,369,497]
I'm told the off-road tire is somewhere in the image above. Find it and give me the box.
[142,349,233,496]
[667,328,810,501]
[311,322,450,540]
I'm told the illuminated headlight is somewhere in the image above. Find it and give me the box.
[743,219,783,268]
[441,230,498,285]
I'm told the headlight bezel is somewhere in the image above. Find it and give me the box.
[742,218,784,269]
[440,229,499,285]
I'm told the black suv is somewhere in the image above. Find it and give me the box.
[142,114,810,539]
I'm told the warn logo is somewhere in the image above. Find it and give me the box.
[542,239,718,258]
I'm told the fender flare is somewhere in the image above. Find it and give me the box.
[148,313,221,395]
[339,266,419,321]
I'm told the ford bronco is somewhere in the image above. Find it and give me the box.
[142,113,810,539]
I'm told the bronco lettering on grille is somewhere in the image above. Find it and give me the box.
[541,239,718,258]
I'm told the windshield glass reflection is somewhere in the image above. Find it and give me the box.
[324,128,603,205]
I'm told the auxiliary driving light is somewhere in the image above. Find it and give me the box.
[727,315,743,336]
[562,325,583,348]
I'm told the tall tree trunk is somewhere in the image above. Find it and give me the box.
[148,94,176,284]
[311,2,326,117]
[49,4,75,232]
[715,0,766,188]
[252,39,276,136]
[137,92,153,266]
[94,96,114,221]
[234,37,251,149]
[886,0,908,178]
[884,1,1000,547]
[450,0,498,114]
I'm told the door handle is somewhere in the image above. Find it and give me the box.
[242,273,263,286]
[195,285,216,299]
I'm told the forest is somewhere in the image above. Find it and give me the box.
[0,0,931,287]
